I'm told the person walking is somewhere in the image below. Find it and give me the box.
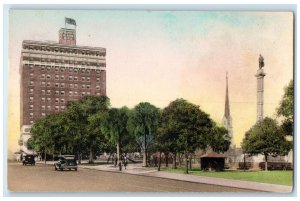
[124,154,128,170]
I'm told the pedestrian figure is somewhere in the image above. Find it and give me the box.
[114,153,118,168]
[118,161,122,171]
[124,155,128,170]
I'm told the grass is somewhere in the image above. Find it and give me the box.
[160,167,293,186]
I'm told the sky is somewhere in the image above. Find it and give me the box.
[8,10,293,153]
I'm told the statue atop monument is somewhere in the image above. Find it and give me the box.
[259,54,264,69]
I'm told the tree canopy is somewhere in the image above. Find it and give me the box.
[277,80,294,135]
[241,117,292,170]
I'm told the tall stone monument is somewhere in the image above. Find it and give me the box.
[256,54,266,122]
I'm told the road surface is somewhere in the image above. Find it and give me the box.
[7,161,254,192]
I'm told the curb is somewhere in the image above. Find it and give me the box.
[79,165,293,193]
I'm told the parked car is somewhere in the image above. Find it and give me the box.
[23,154,35,166]
[54,155,78,171]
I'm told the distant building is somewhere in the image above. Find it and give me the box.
[19,22,106,154]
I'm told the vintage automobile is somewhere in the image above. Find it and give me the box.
[22,154,36,166]
[54,155,78,171]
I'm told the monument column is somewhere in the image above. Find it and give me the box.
[256,54,266,122]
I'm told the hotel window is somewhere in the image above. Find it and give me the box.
[55,83,59,87]
[41,105,45,110]
[41,74,45,79]
[41,81,45,86]
[41,90,45,95]
[47,74,51,79]
[55,106,59,111]
[74,68,78,73]
[29,81,34,86]
[29,105,33,110]
[96,85,100,90]
[41,66,45,71]
[55,67,59,71]
[61,75,65,80]
[55,91,59,95]
[86,69,90,73]
[47,106,51,110]
[74,76,78,81]
[82,85,85,89]
[61,106,65,110]
[96,78,100,82]
[86,85,90,89]
[47,98,51,102]
[96,92,100,95]
[74,91,78,96]
[61,67,65,72]
[29,113,33,119]
[47,90,51,95]
[55,98,59,103]
[74,84,78,88]
[29,88,34,94]
[81,69,85,73]
[30,120,34,124]
[69,84,73,88]
[46,66,51,71]
[69,68,73,72]
[55,75,59,80]
[87,92,90,95]
[61,98,65,103]
[30,73,34,77]
[29,97,34,102]
[61,91,65,95]
[41,97,45,102]
[42,113,46,117]
[69,91,73,96]
[69,76,73,81]
[81,92,86,96]
[47,82,51,87]
[61,83,65,88]
[86,77,90,82]
[96,70,100,74]
[82,77,85,82]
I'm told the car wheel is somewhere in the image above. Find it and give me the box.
[75,168,77,171]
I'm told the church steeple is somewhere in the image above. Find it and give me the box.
[222,72,233,147]
[224,72,230,118]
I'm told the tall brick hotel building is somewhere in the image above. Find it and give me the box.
[19,19,106,153]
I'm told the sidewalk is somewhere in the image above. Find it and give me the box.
[79,163,292,193]
[37,161,292,193]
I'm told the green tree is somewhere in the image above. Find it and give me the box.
[277,80,294,135]
[64,96,110,163]
[208,125,231,153]
[31,114,55,163]
[129,102,160,167]
[158,99,214,174]
[101,107,131,166]
[241,117,292,171]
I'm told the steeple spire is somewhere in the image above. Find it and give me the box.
[222,72,233,147]
[224,72,230,118]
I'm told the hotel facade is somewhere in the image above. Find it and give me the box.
[19,26,106,154]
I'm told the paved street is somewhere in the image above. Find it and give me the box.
[7,161,254,192]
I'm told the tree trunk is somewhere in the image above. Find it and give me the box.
[165,153,169,167]
[158,152,162,171]
[264,153,268,171]
[173,153,177,169]
[189,155,192,170]
[44,149,47,164]
[185,152,189,174]
[116,142,120,165]
[143,133,147,167]
[89,148,94,164]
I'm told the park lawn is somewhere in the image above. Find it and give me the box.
[161,167,293,186]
